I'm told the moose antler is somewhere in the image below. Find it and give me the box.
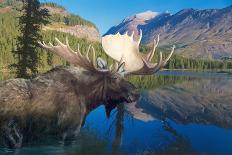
[102,30,175,75]
[39,31,174,77]
[38,38,124,74]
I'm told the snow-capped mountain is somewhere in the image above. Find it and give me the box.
[105,6,232,59]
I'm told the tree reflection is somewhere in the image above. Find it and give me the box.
[154,120,197,155]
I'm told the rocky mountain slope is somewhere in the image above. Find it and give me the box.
[105,6,232,59]
[43,24,100,42]
[41,3,101,42]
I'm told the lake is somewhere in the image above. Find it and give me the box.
[0,70,232,155]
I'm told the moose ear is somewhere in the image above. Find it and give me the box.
[117,62,126,76]
[97,57,107,69]
[118,62,125,72]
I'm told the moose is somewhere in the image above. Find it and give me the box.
[0,31,174,149]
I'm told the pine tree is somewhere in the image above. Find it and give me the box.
[11,0,49,78]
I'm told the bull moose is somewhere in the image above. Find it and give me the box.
[0,31,174,149]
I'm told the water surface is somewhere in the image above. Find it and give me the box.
[1,71,232,155]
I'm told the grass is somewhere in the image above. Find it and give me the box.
[45,22,70,29]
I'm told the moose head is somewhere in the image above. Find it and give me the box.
[38,31,175,109]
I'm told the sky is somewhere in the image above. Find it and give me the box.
[40,0,232,35]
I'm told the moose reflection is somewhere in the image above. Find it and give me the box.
[0,32,174,149]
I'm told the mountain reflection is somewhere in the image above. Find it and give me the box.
[127,77,232,129]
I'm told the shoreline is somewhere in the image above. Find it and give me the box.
[1,68,232,72]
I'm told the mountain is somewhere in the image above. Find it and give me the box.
[106,10,160,41]
[105,6,232,59]
[0,1,101,42]
[41,3,101,42]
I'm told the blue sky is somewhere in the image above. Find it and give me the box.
[40,0,231,35]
